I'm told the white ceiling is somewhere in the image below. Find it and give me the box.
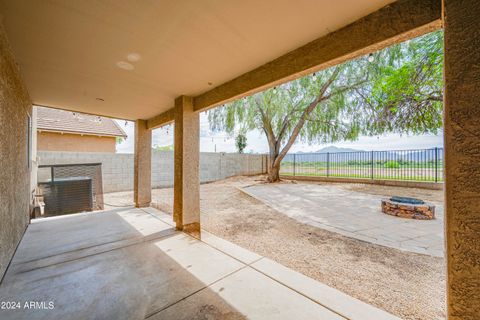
[0,0,395,120]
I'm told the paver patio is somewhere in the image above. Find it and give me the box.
[244,182,444,257]
[0,207,399,320]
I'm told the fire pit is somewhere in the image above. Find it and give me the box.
[381,196,435,220]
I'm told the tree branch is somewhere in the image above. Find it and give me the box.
[255,97,277,154]
[272,67,341,167]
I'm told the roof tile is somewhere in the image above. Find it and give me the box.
[36,106,127,138]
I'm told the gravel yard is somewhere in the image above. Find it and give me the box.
[104,175,446,320]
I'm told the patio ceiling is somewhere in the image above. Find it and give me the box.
[0,0,396,120]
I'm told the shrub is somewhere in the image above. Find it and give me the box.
[384,160,400,169]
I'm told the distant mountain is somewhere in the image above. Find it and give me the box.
[314,146,364,153]
[284,146,365,162]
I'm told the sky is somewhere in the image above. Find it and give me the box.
[115,113,443,154]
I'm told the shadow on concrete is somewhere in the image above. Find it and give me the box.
[0,207,248,320]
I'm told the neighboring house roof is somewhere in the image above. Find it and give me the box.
[36,106,127,138]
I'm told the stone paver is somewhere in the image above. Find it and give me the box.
[244,183,444,257]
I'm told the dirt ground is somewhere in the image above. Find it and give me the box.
[104,176,446,320]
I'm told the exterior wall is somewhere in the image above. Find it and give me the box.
[30,106,38,193]
[0,24,32,279]
[37,131,117,153]
[38,151,266,193]
[443,1,480,318]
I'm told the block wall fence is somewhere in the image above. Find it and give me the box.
[38,151,267,193]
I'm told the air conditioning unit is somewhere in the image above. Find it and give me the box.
[39,177,93,216]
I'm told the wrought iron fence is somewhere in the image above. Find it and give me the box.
[281,147,443,182]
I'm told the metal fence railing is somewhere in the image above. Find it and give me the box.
[280,147,443,182]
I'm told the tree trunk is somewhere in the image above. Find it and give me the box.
[267,153,282,182]
[268,163,281,182]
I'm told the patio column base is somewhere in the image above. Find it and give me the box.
[178,222,201,239]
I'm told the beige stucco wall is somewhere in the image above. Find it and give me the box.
[133,120,151,207]
[37,131,117,153]
[30,106,38,193]
[0,23,32,279]
[443,1,480,318]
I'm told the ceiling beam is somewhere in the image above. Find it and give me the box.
[146,108,174,130]
[192,0,442,112]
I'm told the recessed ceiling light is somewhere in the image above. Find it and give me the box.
[116,61,134,70]
[127,53,141,62]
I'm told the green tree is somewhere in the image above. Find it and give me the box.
[208,32,443,182]
[384,161,401,169]
[235,133,247,153]
[153,144,174,151]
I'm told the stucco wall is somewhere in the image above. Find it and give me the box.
[37,131,117,153]
[444,1,480,318]
[38,151,267,193]
[30,107,38,193]
[0,24,32,279]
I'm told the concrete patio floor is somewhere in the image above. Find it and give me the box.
[244,183,444,257]
[0,207,399,320]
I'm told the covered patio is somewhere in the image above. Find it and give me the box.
[0,207,398,320]
[0,0,479,319]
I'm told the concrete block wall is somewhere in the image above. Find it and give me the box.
[38,151,266,193]
[152,151,174,188]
